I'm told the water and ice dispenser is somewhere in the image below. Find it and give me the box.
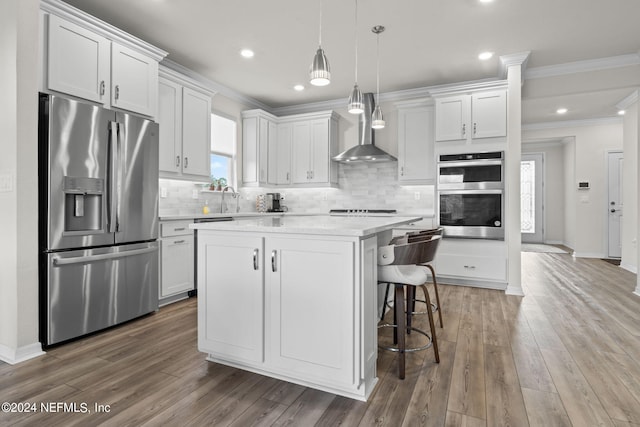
[63,176,104,233]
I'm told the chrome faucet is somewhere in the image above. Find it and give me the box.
[220,186,238,213]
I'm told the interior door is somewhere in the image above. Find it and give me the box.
[521,153,544,243]
[608,151,623,258]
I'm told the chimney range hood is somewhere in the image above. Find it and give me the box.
[332,93,397,163]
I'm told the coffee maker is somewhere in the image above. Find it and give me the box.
[266,193,283,212]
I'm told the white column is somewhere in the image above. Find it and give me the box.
[501,52,529,296]
[636,98,640,296]
[0,0,43,364]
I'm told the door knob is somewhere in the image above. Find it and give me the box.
[611,209,617,213]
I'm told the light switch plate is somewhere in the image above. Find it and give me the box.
[160,187,168,198]
[0,173,14,192]
[192,189,199,199]
[414,192,421,200]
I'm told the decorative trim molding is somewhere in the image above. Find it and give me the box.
[428,79,508,97]
[523,116,623,131]
[572,251,607,259]
[499,51,531,79]
[524,53,640,80]
[160,59,271,111]
[159,64,216,96]
[620,263,637,274]
[0,342,45,365]
[616,90,638,110]
[505,285,525,296]
[41,0,168,61]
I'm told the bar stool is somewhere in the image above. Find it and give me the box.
[378,235,441,379]
[380,228,444,329]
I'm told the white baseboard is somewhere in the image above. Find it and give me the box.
[544,240,564,245]
[0,342,45,365]
[505,284,525,296]
[620,263,638,274]
[573,252,606,259]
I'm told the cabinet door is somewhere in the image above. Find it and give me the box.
[47,15,110,104]
[309,119,330,183]
[242,117,258,185]
[435,95,469,142]
[266,237,355,385]
[258,117,270,184]
[398,106,435,183]
[160,235,194,297]
[471,90,507,139]
[181,87,211,178]
[291,122,312,184]
[271,123,292,185]
[197,233,264,363]
[158,79,182,174]
[111,43,158,117]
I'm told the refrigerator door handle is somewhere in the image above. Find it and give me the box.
[108,121,119,233]
[52,246,158,266]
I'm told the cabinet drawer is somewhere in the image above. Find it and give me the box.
[435,253,506,281]
[160,220,193,237]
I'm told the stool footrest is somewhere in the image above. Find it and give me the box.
[377,324,434,353]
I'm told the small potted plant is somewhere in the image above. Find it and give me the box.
[209,177,218,191]
[217,177,227,191]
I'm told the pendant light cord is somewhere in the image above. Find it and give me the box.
[376,32,380,99]
[318,0,323,46]
[354,0,358,84]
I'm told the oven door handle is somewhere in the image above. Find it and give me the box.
[438,159,503,168]
[438,189,503,195]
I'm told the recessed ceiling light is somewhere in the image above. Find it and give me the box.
[556,108,568,114]
[240,49,254,58]
[294,84,305,91]
[479,0,494,3]
[618,110,626,116]
[478,51,494,60]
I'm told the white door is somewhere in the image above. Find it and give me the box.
[158,79,182,174]
[608,151,624,258]
[521,153,544,243]
[111,43,158,117]
[471,90,507,139]
[291,122,311,184]
[398,106,435,183]
[435,95,468,141]
[181,87,211,178]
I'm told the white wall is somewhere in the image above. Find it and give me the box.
[621,103,638,273]
[0,0,42,364]
[523,122,623,257]
[522,142,565,244]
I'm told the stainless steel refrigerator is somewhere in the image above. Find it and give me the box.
[38,93,159,347]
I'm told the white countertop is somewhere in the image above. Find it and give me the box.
[190,215,423,237]
[159,212,288,221]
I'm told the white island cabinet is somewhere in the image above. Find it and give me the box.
[192,215,421,401]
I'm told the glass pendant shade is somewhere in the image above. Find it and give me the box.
[348,84,364,114]
[371,104,385,129]
[309,47,330,86]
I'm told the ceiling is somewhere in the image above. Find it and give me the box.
[63,0,640,125]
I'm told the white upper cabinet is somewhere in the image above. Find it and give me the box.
[290,114,338,186]
[242,110,277,187]
[42,2,167,118]
[397,104,435,184]
[270,123,292,185]
[111,43,158,117]
[158,69,214,181]
[435,89,507,143]
[47,15,110,105]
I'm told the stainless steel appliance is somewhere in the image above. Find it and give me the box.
[266,193,284,212]
[38,93,160,347]
[437,151,504,240]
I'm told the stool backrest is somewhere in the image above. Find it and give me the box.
[378,234,441,266]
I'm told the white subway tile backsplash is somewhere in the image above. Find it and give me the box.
[159,162,435,217]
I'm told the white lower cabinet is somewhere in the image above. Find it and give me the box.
[435,238,507,287]
[196,230,377,400]
[159,220,195,302]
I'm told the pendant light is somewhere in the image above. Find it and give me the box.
[309,0,330,86]
[347,0,364,114]
[371,25,385,129]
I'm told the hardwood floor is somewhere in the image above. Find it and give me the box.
[1,252,640,426]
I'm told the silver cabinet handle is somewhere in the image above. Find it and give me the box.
[253,248,259,270]
[473,123,477,135]
[184,157,189,168]
[310,171,314,179]
[99,80,105,96]
[462,123,466,137]
[463,265,476,269]
[174,227,185,231]
[286,172,290,182]
[176,156,180,167]
[173,239,185,244]
[271,250,277,272]
[400,166,404,176]
[114,85,120,101]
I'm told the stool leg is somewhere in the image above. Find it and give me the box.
[395,284,406,379]
[426,264,443,328]
[381,283,390,322]
[420,284,439,363]
[406,286,415,335]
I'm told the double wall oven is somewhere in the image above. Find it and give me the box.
[437,151,504,240]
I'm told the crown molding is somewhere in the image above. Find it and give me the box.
[523,116,623,131]
[524,54,640,80]
[499,51,531,79]
[40,0,168,61]
[428,79,508,97]
[615,90,638,110]
[159,64,216,96]
[160,59,271,111]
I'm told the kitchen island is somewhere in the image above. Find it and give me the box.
[191,215,421,401]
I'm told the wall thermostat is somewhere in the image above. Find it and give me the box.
[578,181,590,190]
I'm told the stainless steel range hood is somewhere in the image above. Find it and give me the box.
[332,93,397,163]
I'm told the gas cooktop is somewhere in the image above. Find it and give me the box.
[329,209,398,216]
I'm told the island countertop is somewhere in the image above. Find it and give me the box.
[190,214,423,237]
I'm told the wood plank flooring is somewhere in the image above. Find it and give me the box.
[1,251,640,426]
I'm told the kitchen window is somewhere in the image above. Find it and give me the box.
[211,113,236,187]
